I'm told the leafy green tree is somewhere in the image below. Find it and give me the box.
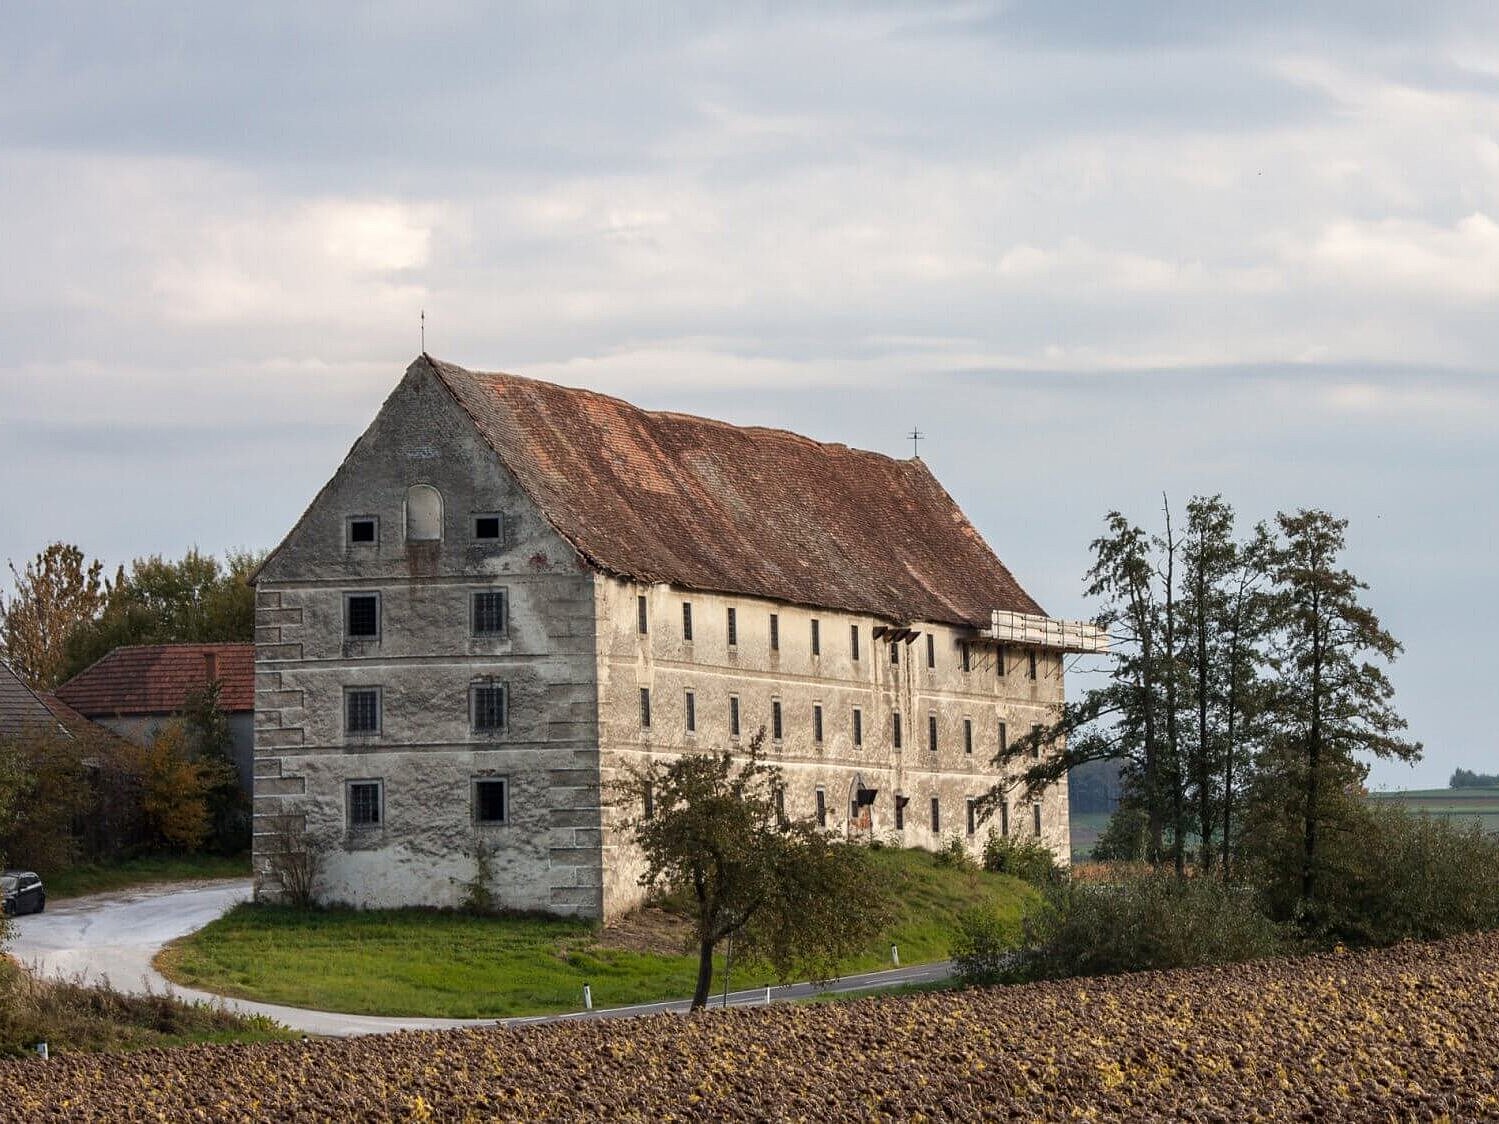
[63,549,262,680]
[0,544,106,689]
[1268,509,1420,906]
[180,680,249,855]
[622,734,893,1010]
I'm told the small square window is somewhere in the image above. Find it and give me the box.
[474,778,508,824]
[348,780,382,828]
[473,514,503,541]
[853,708,863,748]
[348,517,378,546]
[346,593,380,639]
[472,590,507,636]
[471,682,507,733]
[345,688,380,735]
[729,695,741,738]
[640,687,652,729]
[685,690,696,734]
[811,619,821,656]
[813,704,824,743]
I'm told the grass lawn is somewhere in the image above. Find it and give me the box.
[156,847,1035,1018]
[45,854,251,901]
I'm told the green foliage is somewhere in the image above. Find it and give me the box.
[1091,805,1152,862]
[462,842,499,916]
[981,829,1058,885]
[950,905,1022,985]
[62,548,263,681]
[1450,768,1499,789]
[933,834,976,871]
[623,734,895,1007]
[0,728,93,874]
[179,680,249,856]
[1003,873,1283,982]
[128,723,212,853]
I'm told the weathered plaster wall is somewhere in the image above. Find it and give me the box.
[596,577,1069,920]
[253,361,602,915]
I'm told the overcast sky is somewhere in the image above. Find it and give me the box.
[3,3,1496,788]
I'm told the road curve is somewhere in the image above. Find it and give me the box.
[6,880,953,1036]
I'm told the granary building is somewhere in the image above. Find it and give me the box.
[251,356,1104,918]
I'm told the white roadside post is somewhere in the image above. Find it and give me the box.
[891,944,900,967]
[583,984,593,1011]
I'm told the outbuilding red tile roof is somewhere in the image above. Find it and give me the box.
[426,356,1045,628]
[54,643,255,717]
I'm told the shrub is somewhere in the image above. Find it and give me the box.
[1005,872,1283,981]
[950,905,1019,985]
[932,835,975,871]
[1091,805,1151,862]
[981,830,1057,885]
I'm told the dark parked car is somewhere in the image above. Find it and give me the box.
[1,870,45,916]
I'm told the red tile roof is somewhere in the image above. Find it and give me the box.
[54,643,255,717]
[427,357,1044,628]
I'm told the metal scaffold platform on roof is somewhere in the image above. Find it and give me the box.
[984,610,1109,654]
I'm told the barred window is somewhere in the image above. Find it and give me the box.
[772,699,783,741]
[727,607,738,647]
[682,602,693,641]
[853,708,863,747]
[769,612,779,651]
[685,690,696,734]
[892,711,903,749]
[471,683,507,733]
[474,778,508,824]
[640,687,652,729]
[346,593,379,639]
[345,688,380,735]
[729,695,741,737]
[348,781,382,828]
[813,704,824,743]
[638,595,648,635]
[850,625,860,661]
[472,590,507,636]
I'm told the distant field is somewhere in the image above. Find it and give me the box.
[1069,810,1113,862]
[1369,787,1499,833]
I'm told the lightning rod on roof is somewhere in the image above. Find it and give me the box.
[420,309,426,354]
[909,427,924,458]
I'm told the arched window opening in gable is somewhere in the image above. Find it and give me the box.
[405,484,444,541]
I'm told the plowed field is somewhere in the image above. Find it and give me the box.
[5,932,1498,1121]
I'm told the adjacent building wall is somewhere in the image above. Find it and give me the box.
[252,362,604,915]
[596,576,1069,920]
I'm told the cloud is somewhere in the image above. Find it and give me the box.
[1300,213,1499,299]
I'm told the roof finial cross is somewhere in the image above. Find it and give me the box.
[420,309,426,354]
[909,427,924,458]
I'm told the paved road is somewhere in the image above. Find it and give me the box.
[7,880,953,1036]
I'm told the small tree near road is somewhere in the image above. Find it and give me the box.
[622,734,894,1011]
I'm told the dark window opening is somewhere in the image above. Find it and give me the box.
[685,690,696,733]
[1028,650,1038,679]
[473,515,502,541]
[966,798,977,836]
[772,699,783,741]
[472,683,507,732]
[895,795,907,830]
[891,640,900,665]
[816,788,826,828]
[850,625,860,661]
[346,594,379,639]
[349,781,381,828]
[1034,803,1043,837]
[928,713,938,752]
[475,779,508,824]
[963,718,973,755]
[775,787,786,823]
[999,720,1008,755]
[346,688,380,735]
[996,644,1007,677]
[810,618,820,656]
[727,607,738,647]
[770,613,779,651]
[729,696,741,737]
[1000,801,1010,837]
[349,518,377,545]
[930,796,940,834]
[643,778,655,820]
[853,708,863,747]
[961,641,970,672]
[892,712,903,749]
[926,633,935,668]
[472,590,507,636]
[813,704,824,743]
[638,595,648,634]
[1032,723,1044,760]
[640,687,652,729]
[682,602,693,641]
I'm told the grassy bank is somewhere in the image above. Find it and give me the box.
[157,847,1034,1018]
[0,958,290,1057]
[45,854,250,900]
